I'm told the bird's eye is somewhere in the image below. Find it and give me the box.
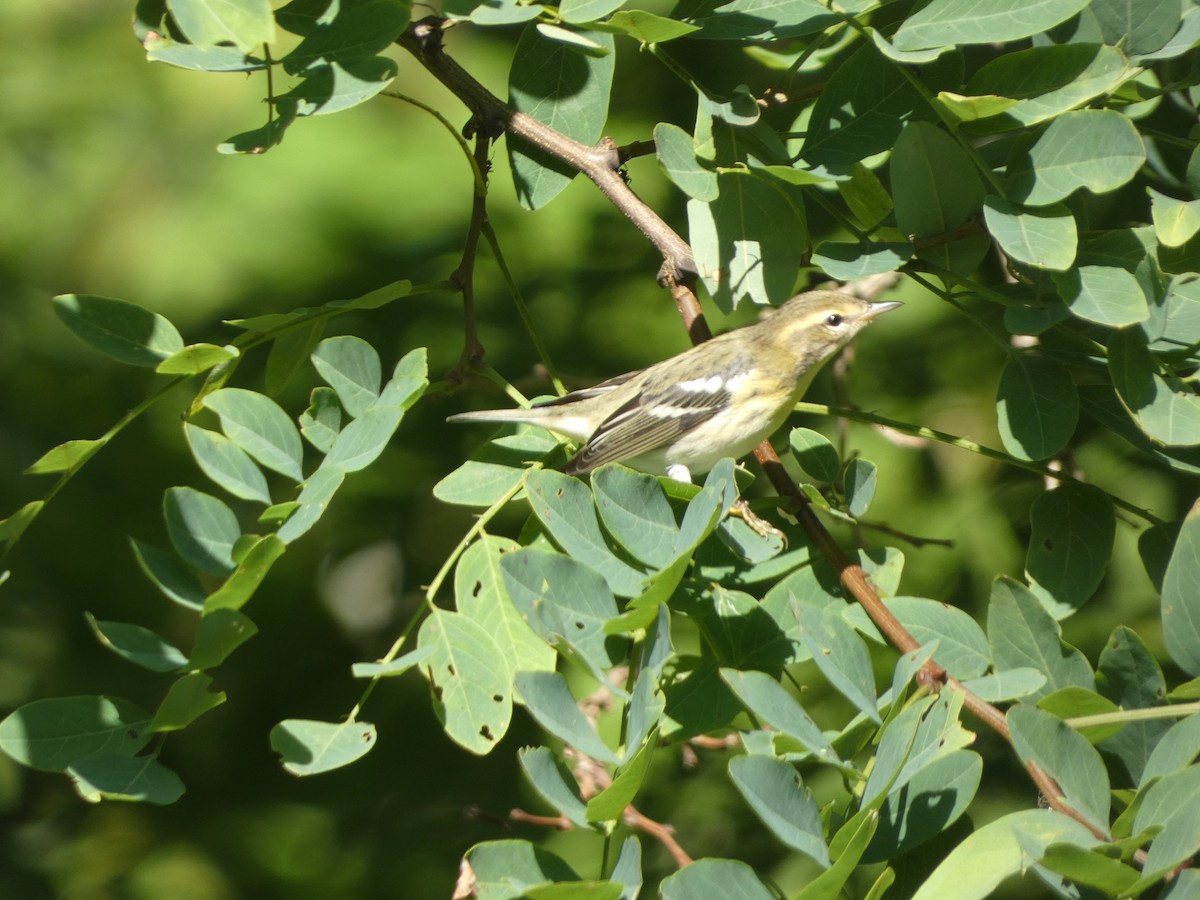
[825,314,844,327]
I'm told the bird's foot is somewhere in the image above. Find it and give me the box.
[729,499,787,547]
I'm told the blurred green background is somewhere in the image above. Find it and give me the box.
[0,4,1185,898]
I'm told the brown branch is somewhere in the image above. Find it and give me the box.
[396,15,1104,850]
[446,134,491,382]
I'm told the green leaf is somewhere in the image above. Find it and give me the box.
[964,44,1131,132]
[1109,327,1200,447]
[1038,842,1141,894]
[434,432,558,507]
[202,388,305,482]
[884,597,990,679]
[163,486,240,576]
[190,608,258,670]
[893,0,1091,50]
[1090,0,1180,57]
[1133,763,1200,879]
[891,121,988,277]
[52,294,184,368]
[524,469,647,597]
[156,342,239,375]
[982,196,1077,270]
[24,439,105,476]
[145,36,266,71]
[586,731,656,822]
[1162,502,1200,677]
[603,9,698,43]
[789,428,840,483]
[351,646,435,679]
[508,25,615,209]
[465,841,584,895]
[518,746,590,829]
[85,614,188,673]
[660,859,774,900]
[0,501,43,547]
[299,386,342,454]
[862,693,974,806]
[865,751,982,863]
[843,458,876,517]
[1055,264,1149,326]
[276,464,345,544]
[811,241,911,281]
[269,719,377,776]
[559,0,624,24]
[1150,187,1200,249]
[591,465,678,569]
[933,91,1020,126]
[202,534,286,613]
[417,609,513,755]
[318,352,426,471]
[265,321,324,395]
[1006,109,1146,206]
[691,0,838,40]
[796,605,879,722]
[311,335,381,417]
[150,672,227,732]
[184,423,272,503]
[515,671,619,764]
[0,696,152,771]
[455,536,555,689]
[1026,483,1115,617]
[1008,704,1111,832]
[280,56,398,116]
[958,669,1046,702]
[1141,713,1200,787]
[442,0,542,25]
[610,837,642,900]
[654,123,718,201]
[281,1,409,74]
[729,755,830,867]
[1096,627,1169,783]
[130,539,206,610]
[995,353,1079,461]
[720,669,838,761]
[166,0,275,51]
[911,809,1099,900]
[688,171,807,310]
[623,670,664,762]
[68,755,185,805]
[795,807,880,900]
[987,576,1094,699]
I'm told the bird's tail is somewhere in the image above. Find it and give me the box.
[445,407,548,427]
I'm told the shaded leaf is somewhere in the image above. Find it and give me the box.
[270,719,377,776]
[0,696,151,772]
[52,294,184,368]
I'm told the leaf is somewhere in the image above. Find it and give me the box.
[190,608,258,670]
[0,696,152,771]
[591,465,678,569]
[24,439,105,476]
[465,841,584,894]
[1162,502,1200,677]
[729,755,830,866]
[434,432,558,507]
[995,353,1079,461]
[1006,109,1146,206]
[660,859,775,900]
[885,597,991,680]
[1055,265,1149,327]
[508,25,615,209]
[987,576,1094,699]
[68,755,185,805]
[811,241,912,281]
[130,539,207,610]
[559,0,624,24]
[202,388,305,482]
[690,0,839,40]
[1133,763,1200,879]
[654,122,718,201]
[265,322,324,395]
[524,469,647,597]
[299,386,342,454]
[796,604,879,722]
[1141,713,1200,787]
[275,464,345,544]
[982,196,1077,270]
[1090,0,1180,57]
[720,669,838,761]
[688,171,808,311]
[893,0,1092,50]
[1026,483,1115,617]
[85,614,188,673]
[910,809,1099,900]
[455,536,555,689]
[417,609,513,755]
[166,0,275,51]
[518,746,590,829]
[0,501,43,546]
[156,342,239,375]
[789,428,840,483]
[515,671,619,764]
[958,669,1046,702]
[862,693,975,806]
[1150,187,1200,249]
[281,1,409,75]
[201,534,285,613]
[185,423,272,503]
[890,121,988,277]
[163,487,241,576]
[311,335,381,417]
[843,458,876,517]
[603,9,698,43]
[1109,327,1200,447]
[280,56,398,116]
[1008,704,1111,832]
[52,294,184,368]
[586,732,656,822]
[351,646,435,679]
[795,807,880,900]
[150,672,227,731]
[269,719,377,776]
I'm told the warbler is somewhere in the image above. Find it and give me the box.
[448,290,901,483]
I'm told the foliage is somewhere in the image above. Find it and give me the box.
[2,0,1200,897]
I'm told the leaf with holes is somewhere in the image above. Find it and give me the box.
[269,719,377,776]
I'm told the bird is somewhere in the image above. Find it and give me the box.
[448,290,901,484]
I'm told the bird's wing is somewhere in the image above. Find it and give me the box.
[565,373,731,474]
[532,369,643,408]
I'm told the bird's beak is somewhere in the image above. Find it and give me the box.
[864,300,903,320]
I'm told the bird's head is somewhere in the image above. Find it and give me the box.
[763,290,902,366]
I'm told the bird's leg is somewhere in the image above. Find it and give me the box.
[730,499,787,545]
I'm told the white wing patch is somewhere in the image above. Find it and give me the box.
[677,374,725,394]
